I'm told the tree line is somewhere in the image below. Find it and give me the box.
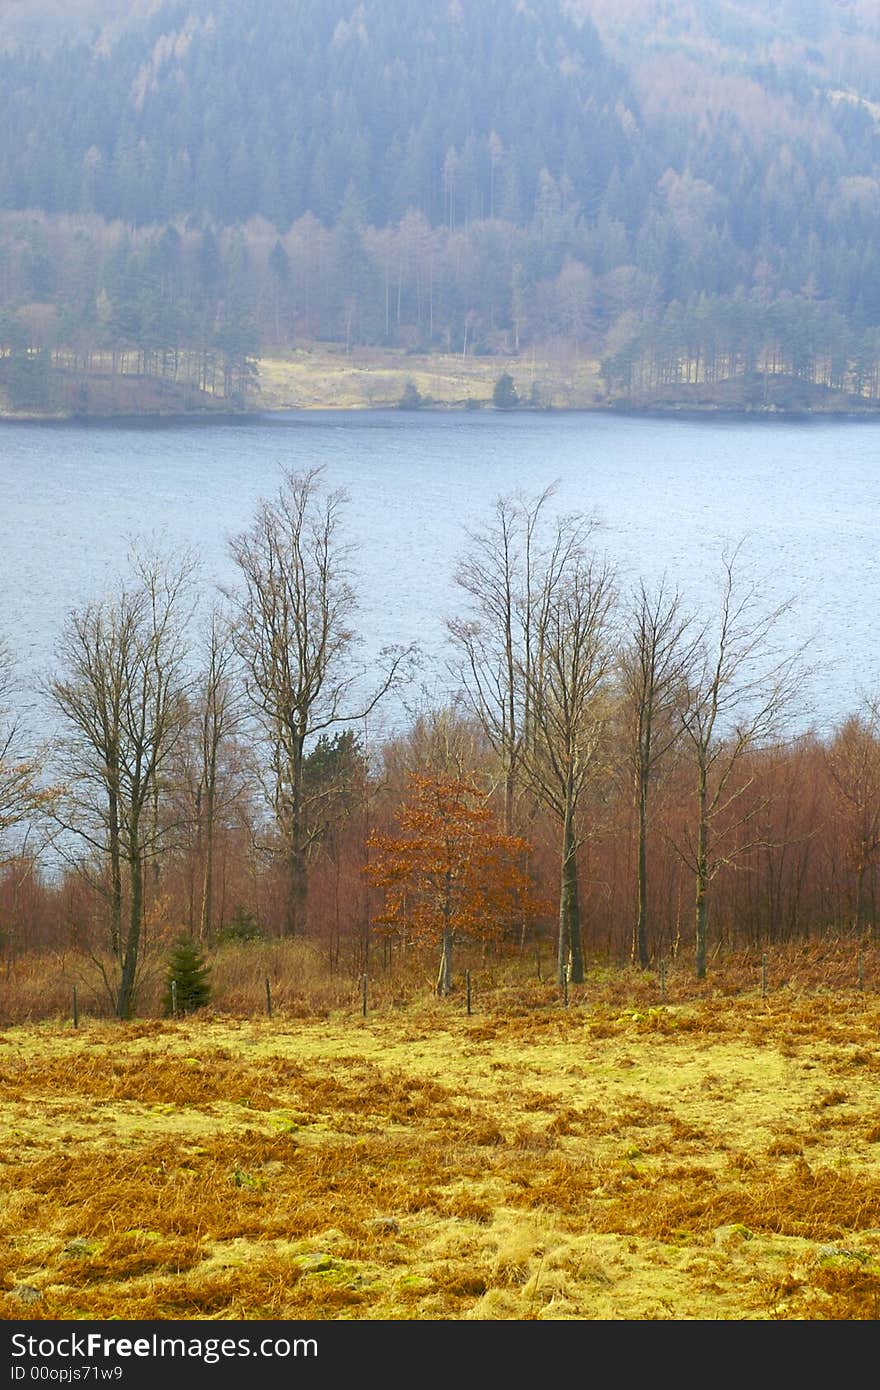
[5,207,880,415]
[3,0,880,410]
[1,470,879,1018]
[0,1,626,231]
[601,292,880,404]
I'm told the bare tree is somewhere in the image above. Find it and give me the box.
[824,699,880,936]
[382,704,488,785]
[228,467,403,937]
[451,490,614,986]
[0,642,56,966]
[678,550,800,979]
[0,641,52,866]
[49,551,194,1017]
[520,549,617,986]
[450,487,557,833]
[176,605,246,943]
[619,579,699,967]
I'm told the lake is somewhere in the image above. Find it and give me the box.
[1,408,878,744]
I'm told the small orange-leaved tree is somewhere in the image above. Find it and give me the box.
[366,773,544,996]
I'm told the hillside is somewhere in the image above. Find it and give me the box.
[0,1,631,228]
[575,0,880,91]
[2,0,880,415]
[0,0,157,52]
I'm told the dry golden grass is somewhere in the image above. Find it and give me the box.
[1,945,879,1321]
[254,343,604,411]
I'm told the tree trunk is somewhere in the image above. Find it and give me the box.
[284,734,307,936]
[118,848,142,1019]
[437,880,454,997]
[109,787,122,958]
[695,767,709,980]
[436,927,453,996]
[558,798,584,986]
[504,768,516,838]
[198,782,215,944]
[855,847,867,935]
[285,843,308,938]
[633,773,650,967]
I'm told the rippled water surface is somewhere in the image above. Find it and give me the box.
[1,409,878,738]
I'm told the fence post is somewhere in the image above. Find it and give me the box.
[72,986,79,1030]
[761,952,768,998]
[466,969,472,1016]
[659,960,667,1002]
[171,979,178,1018]
[265,976,272,1018]
[361,974,368,1018]
[858,948,864,993]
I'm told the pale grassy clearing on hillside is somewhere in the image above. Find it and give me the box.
[254,345,604,411]
[1,980,879,1321]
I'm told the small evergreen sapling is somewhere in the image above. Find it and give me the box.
[163,936,212,1015]
[217,904,264,943]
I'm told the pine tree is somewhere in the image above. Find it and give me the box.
[492,371,519,409]
[398,380,424,409]
[163,936,212,1016]
[217,905,264,943]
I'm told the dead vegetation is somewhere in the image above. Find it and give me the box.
[255,344,603,411]
[1,946,879,1321]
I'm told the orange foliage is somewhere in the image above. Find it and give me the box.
[365,774,545,953]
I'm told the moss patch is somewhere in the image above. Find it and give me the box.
[2,992,879,1319]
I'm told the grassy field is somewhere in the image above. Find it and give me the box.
[0,344,605,420]
[2,948,879,1322]
[254,344,605,411]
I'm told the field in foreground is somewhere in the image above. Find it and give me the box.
[2,966,879,1321]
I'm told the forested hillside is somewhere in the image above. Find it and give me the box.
[1,0,630,227]
[2,0,880,412]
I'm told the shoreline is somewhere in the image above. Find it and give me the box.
[4,346,879,424]
[3,399,880,426]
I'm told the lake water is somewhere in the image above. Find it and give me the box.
[1,408,878,744]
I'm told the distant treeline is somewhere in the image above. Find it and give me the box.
[0,0,626,230]
[4,210,880,413]
[2,0,880,407]
[602,292,880,403]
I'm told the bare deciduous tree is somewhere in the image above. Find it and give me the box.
[521,549,617,986]
[49,551,194,1017]
[824,699,880,936]
[450,487,557,833]
[175,605,246,943]
[678,550,800,979]
[229,467,403,937]
[0,641,52,866]
[619,579,698,967]
[451,491,615,986]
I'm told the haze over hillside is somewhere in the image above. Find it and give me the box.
[576,0,880,93]
[0,0,160,52]
[2,0,879,414]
